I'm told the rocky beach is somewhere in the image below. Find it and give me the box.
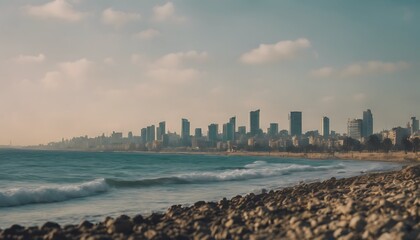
[1,164,419,240]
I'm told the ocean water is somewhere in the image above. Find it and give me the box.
[0,149,402,228]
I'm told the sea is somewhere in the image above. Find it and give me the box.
[0,149,403,228]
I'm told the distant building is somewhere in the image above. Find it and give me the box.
[362,109,373,137]
[411,117,419,134]
[223,122,234,142]
[146,125,155,143]
[111,131,123,139]
[208,124,219,143]
[321,116,330,139]
[158,121,166,140]
[238,126,246,135]
[347,119,363,140]
[181,119,191,146]
[229,116,236,140]
[289,111,302,136]
[268,123,279,137]
[195,128,202,138]
[141,128,147,142]
[128,131,133,139]
[389,127,410,146]
[250,109,260,136]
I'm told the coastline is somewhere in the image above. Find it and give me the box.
[1,164,419,240]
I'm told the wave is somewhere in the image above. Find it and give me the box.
[104,161,345,188]
[0,179,109,208]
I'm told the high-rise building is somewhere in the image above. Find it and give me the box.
[195,128,202,138]
[362,109,373,137]
[289,111,302,136]
[411,117,419,134]
[128,131,133,139]
[158,121,166,140]
[268,123,279,137]
[229,116,236,140]
[181,119,190,146]
[321,116,330,139]
[223,122,234,142]
[250,109,260,135]
[141,128,147,143]
[208,124,219,143]
[238,126,246,135]
[348,119,363,140]
[146,125,155,143]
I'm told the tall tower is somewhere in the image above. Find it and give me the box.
[411,117,419,134]
[289,111,302,136]
[362,109,373,137]
[158,121,166,140]
[250,109,260,136]
[321,116,330,139]
[348,119,363,140]
[229,116,236,140]
[181,118,190,146]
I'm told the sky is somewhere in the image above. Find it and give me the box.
[0,0,419,145]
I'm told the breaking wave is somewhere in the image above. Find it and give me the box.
[0,179,109,207]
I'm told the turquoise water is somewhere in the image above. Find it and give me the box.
[0,149,402,227]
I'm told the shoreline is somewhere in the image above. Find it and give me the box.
[1,164,419,239]
[5,147,420,163]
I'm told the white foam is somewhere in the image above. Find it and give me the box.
[0,179,109,207]
[177,161,344,183]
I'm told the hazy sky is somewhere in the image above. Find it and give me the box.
[1,0,419,145]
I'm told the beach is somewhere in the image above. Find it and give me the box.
[1,162,418,239]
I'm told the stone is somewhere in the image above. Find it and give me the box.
[42,222,61,231]
[349,215,366,232]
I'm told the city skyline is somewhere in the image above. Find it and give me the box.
[0,1,419,145]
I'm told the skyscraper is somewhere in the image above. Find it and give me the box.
[238,126,246,135]
[158,121,166,140]
[250,109,260,136]
[223,122,234,141]
[229,116,236,140]
[362,109,373,138]
[348,119,363,140]
[195,128,202,138]
[321,116,330,139]
[268,123,279,137]
[141,128,147,143]
[289,111,302,136]
[208,124,219,143]
[181,119,190,146]
[411,117,419,134]
[146,125,155,143]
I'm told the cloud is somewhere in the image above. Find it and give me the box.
[312,61,410,78]
[147,51,207,84]
[101,8,141,27]
[240,38,311,65]
[14,54,46,63]
[24,0,84,22]
[341,61,410,77]
[310,67,334,78]
[41,58,93,89]
[134,29,160,40]
[152,2,185,23]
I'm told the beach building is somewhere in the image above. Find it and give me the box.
[362,109,373,137]
[289,111,302,136]
[321,116,330,139]
[347,119,363,140]
[250,109,260,136]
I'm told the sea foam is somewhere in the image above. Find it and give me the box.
[104,161,345,188]
[0,178,109,207]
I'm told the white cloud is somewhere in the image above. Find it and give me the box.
[340,61,410,77]
[152,2,185,23]
[312,61,410,78]
[134,29,160,40]
[310,67,334,78]
[25,0,84,22]
[147,51,207,84]
[101,8,141,27]
[41,58,93,89]
[240,38,311,65]
[14,54,46,64]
